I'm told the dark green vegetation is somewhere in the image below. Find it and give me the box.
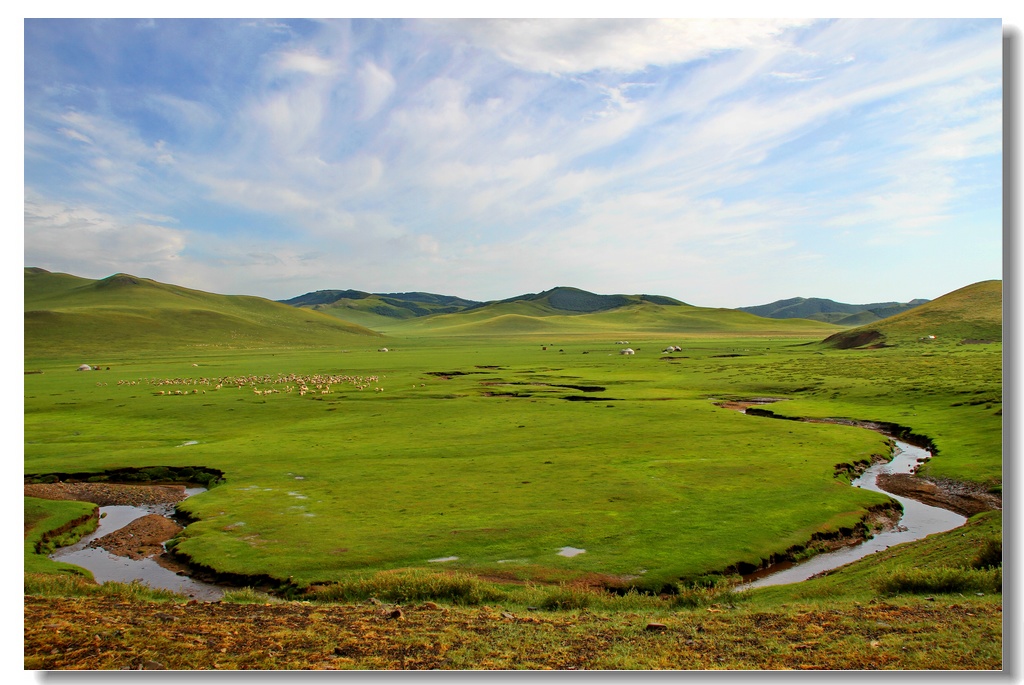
[739,296,929,325]
[24,270,1002,668]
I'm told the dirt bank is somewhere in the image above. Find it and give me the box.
[86,514,184,561]
[875,474,1001,518]
[24,482,189,507]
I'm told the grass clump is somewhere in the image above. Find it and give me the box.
[670,576,742,609]
[221,587,278,604]
[971,538,1001,570]
[873,566,1001,596]
[24,573,184,602]
[304,569,507,605]
[539,584,594,611]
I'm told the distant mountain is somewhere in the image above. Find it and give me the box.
[738,297,929,325]
[369,286,837,337]
[488,286,687,313]
[25,268,380,358]
[821,280,1001,349]
[279,289,482,329]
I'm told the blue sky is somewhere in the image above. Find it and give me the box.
[23,17,1004,307]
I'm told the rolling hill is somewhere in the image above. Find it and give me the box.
[24,268,381,358]
[739,296,929,325]
[375,286,840,337]
[821,280,1002,349]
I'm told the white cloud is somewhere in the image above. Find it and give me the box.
[357,62,396,120]
[425,19,815,74]
[24,194,187,277]
[146,93,220,133]
[58,127,93,144]
[272,51,338,77]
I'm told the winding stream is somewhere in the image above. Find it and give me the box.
[49,488,225,601]
[737,439,968,590]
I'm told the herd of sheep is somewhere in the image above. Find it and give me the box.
[114,372,387,397]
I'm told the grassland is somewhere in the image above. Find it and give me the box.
[24,272,1002,669]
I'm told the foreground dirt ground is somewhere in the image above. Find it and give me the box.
[24,594,1001,670]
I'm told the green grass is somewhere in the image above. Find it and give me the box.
[27,337,909,591]
[24,496,97,576]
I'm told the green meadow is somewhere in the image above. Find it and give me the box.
[24,271,1002,598]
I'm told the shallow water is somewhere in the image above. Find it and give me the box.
[49,488,225,601]
[737,441,967,590]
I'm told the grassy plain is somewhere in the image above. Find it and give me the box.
[25,328,1000,593]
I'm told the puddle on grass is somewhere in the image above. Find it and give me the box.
[557,546,586,557]
[428,556,459,563]
[49,487,226,601]
[737,441,967,590]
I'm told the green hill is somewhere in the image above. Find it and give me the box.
[24,268,381,359]
[821,280,1002,349]
[739,296,928,324]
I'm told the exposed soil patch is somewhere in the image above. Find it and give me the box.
[24,482,190,508]
[875,474,1001,518]
[88,515,184,561]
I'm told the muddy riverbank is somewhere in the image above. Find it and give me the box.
[875,473,1001,517]
[30,482,227,600]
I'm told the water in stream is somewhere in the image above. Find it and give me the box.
[49,488,225,601]
[737,441,967,590]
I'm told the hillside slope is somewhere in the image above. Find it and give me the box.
[25,268,381,358]
[821,280,1001,349]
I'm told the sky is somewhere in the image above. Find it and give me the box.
[22,16,1005,308]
